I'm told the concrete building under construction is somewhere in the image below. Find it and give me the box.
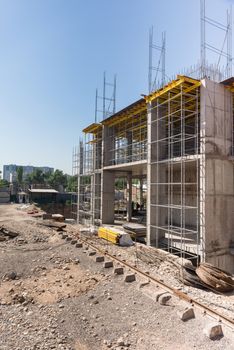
[72,75,234,273]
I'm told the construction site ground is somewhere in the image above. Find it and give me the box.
[0,204,234,350]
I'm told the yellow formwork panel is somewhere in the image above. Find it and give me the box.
[83,123,102,134]
[98,227,120,244]
[145,75,200,103]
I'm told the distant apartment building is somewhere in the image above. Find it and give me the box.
[3,164,54,182]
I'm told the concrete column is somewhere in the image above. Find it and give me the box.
[200,78,234,273]
[101,171,115,224]
[147,102,152,246]
[127,131,133,162]
[126,172,132,222]
[139,177,143,208]
[103,125,115,166]
[90,174,95,225]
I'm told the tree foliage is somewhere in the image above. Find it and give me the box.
[24,168,73,192]
[17,166,23,184]
[0,170,9,188]
[0,179,9,187]
[47,169,67,190]
[26,169,46,185]
[66,175,77,192]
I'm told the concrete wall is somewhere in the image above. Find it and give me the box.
[201,78,234,273]
[103,126,115,167]
[0,188,10,203]
[101,171,115,224]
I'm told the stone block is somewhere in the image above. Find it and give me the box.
[203,324,223,340]
[124,274,136,282]
[178,307,195,321]
[88,251,96,256]
[158,293,171,305]
[114,267,124,275]
[154,290,168,302]
[104,261,113,268]
[138,280,150,289]
[95,256,104,262]
[71,240,77,245]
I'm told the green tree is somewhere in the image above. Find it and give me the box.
[17,166,23,184]
[0,171,9,188]
[48,169,67,190]
[115,178,127,190]
[0,179,9,187]
[66,175,77,192]
[26,169,45,185]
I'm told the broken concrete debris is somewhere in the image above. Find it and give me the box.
[203,323,223,340]
[0,226,19,240]
[158,293,171,305]
[178,307,195,321]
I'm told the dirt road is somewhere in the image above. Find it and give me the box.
[0,204,233,350]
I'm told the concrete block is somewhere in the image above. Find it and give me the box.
[66,237,72,242]
[178,307,195,321]
[61,234,68,239]
[114,267,124,275]
[203,324,223,340]
[71,240,77,245]
[124,274,136,283]
[95,256,104,262]
[88,251,96,256]
[138,280,150,289]
[75,242,83,248]
[104,261,113,268]
[154,290,168,302]
[158,293,171,305]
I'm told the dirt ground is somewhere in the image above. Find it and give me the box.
[0,204,234,350]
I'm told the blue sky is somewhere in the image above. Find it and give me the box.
[0,0,232,175]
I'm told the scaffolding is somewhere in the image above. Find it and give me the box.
[77,124,102,226]
[71,146,79,220]
[95,72,117,122]
[147,76,202,264]
[148,26,166,93]
[200,0,232,79]
[102,99,147,167]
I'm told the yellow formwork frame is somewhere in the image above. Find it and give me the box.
[145,75,200,103]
